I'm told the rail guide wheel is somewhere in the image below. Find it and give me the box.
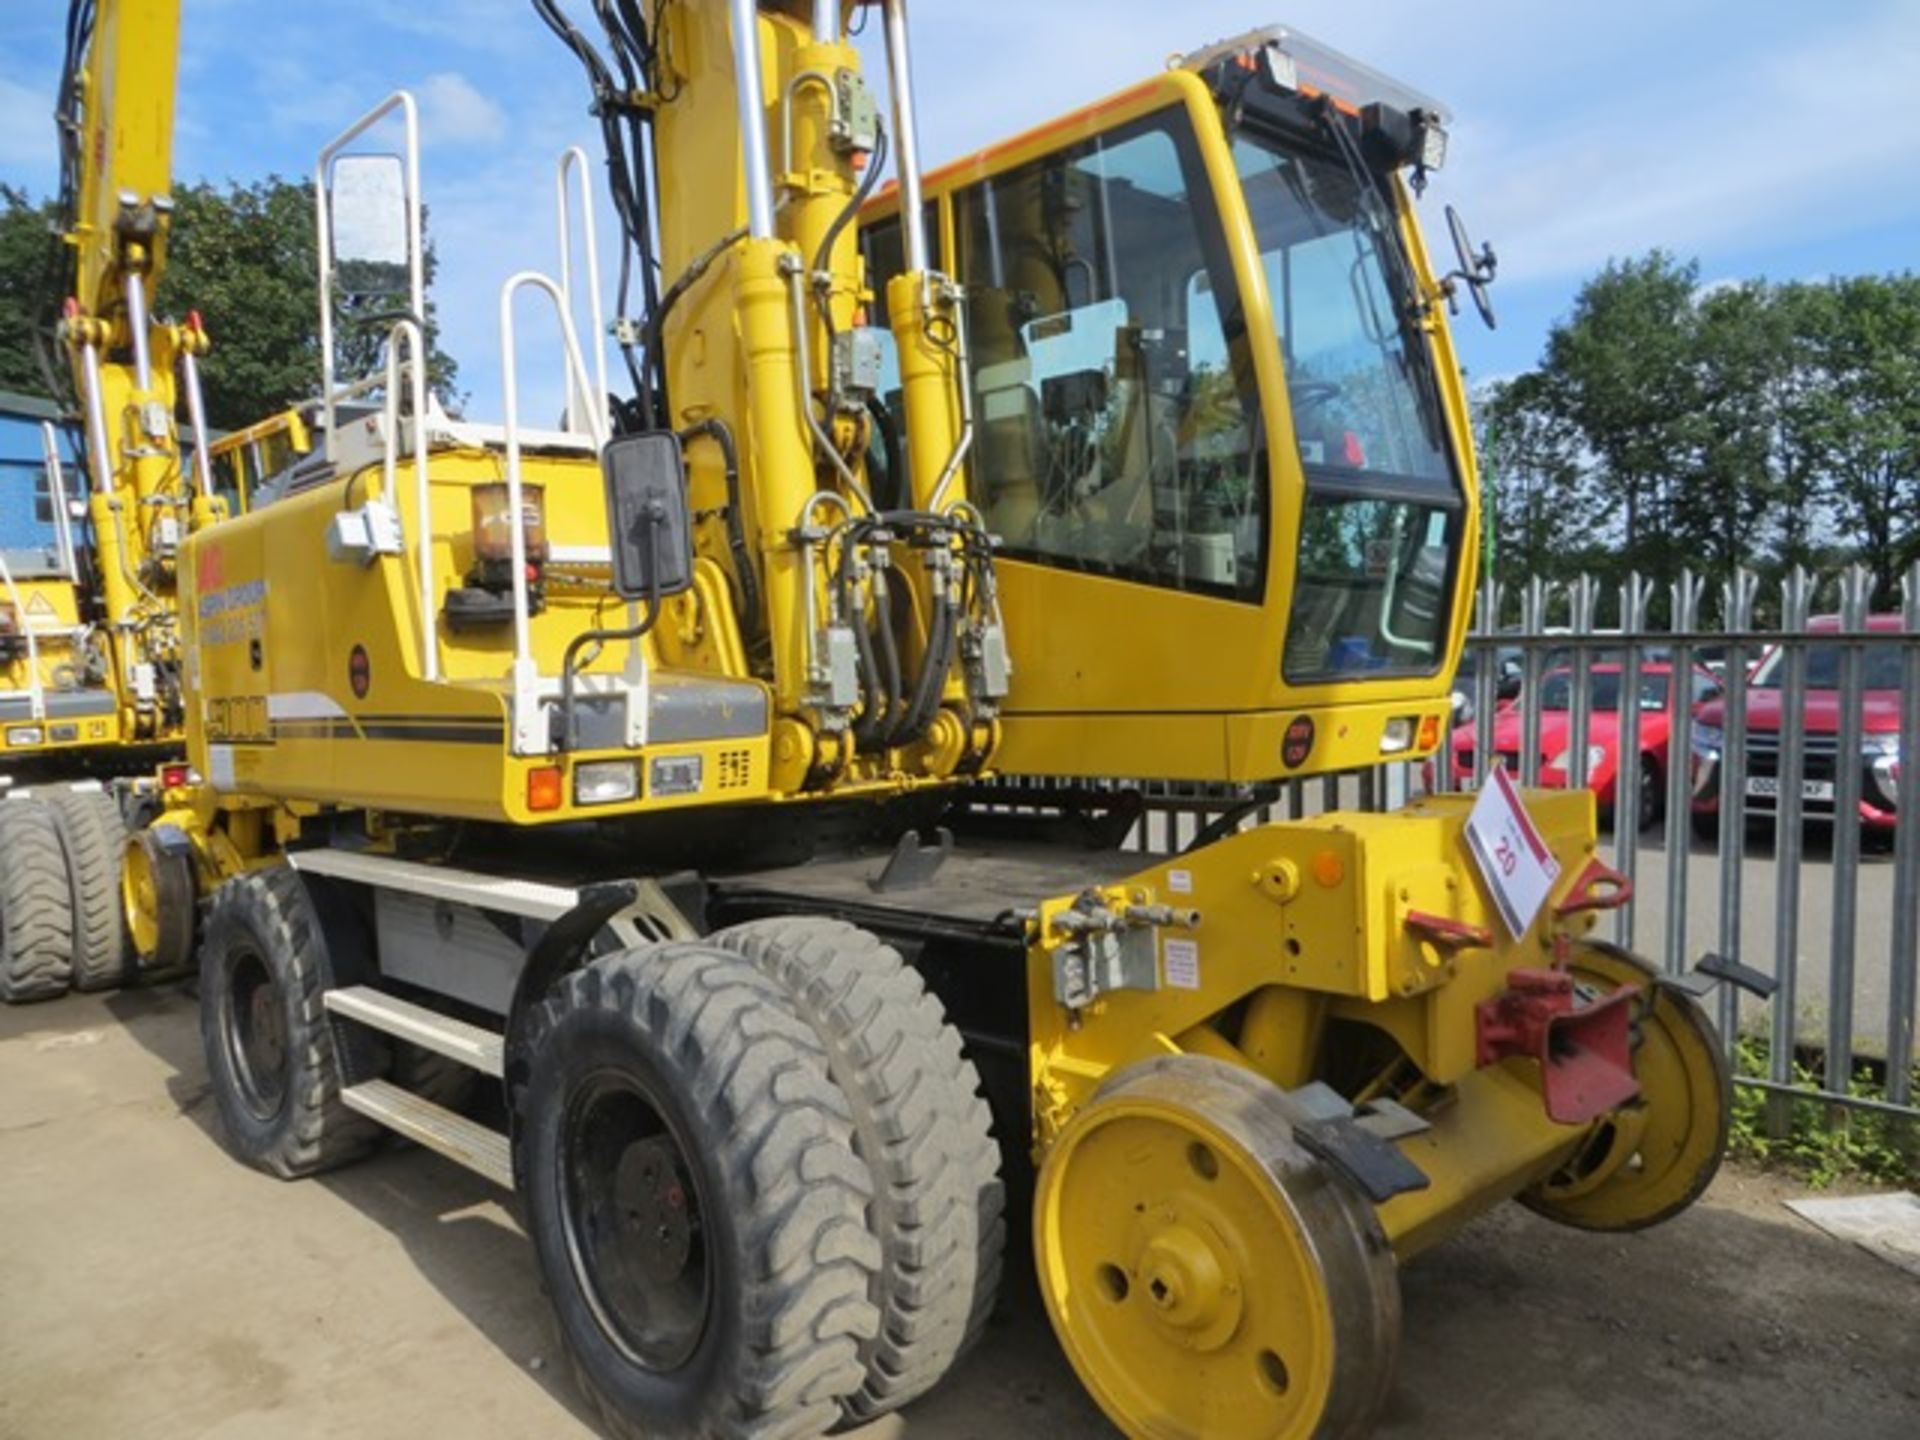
[1035,1056,1400,1440]
[122,828,195,978]
[1521,940,1731,1231]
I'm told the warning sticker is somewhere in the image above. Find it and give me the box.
[25,593,56,618]
[1163,938,1200,990]
[1166,868,1194,896]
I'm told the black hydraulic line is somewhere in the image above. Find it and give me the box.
[892,588,956,745]
[643,225,748,399]
[678,417,760,630]
[846,557,886,750]
[555,519,664,753]
[866,393,904,508]
[870,564,904,740]
[810,120,889,348]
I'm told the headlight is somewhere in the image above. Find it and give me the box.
[1691,724,1724,756]
[1546,744,1608,774]
[574,760,640,806]
[1870,755,1899,808]
[6,726,44,748]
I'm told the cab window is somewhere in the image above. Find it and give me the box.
[947,108,1264,601]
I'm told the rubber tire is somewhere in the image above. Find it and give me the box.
[1636,757,1665,833]
[46,788,133,992]
[198,867,384,1179]
[519,943,881,1440]
[713,916,1006,1424]
[390,1041,478,1111]
[0,801,75,1003]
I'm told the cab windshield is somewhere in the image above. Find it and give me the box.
[1227,128,1462,682]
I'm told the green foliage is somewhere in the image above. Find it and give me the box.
[0,179,458,432]
[0,185,63,396]
[1476,257,1920,612]
[1727,1034,1919,1189]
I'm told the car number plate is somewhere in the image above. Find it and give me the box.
[1746,776,1835,801]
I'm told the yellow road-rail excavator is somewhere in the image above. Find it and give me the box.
[29,2,1748,1435]
[0,0,233,1002]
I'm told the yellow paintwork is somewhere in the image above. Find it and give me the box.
[10,0,218,771]
[92,10,1731,1438]
[1036,1083,1344,1438]
[0,575,122,754]
[865,70,1482,784]
[1025,788,1628,1260]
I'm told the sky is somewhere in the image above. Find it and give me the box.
[3,0,1917,423]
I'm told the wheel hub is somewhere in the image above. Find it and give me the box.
[562,1073,711,1372]
[615,1136,696,1286]
[1137,1218,1240,1347]
[1035,1057,1400,1440]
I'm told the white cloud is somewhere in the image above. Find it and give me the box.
[418,72,507,148]
[1434,4,1920,285]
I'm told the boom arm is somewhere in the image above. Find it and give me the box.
[49,0,217,744]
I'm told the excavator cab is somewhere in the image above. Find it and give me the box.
[866,26,1480,783]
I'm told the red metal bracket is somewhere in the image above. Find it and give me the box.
[1404,909,1494,952]
[1475,967,1642,1124]
[1554,857,1633,919]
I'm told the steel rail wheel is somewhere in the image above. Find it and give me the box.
[1035,1056,1399,1440]
[123,828,194,977]
[1521,940,1731,1231]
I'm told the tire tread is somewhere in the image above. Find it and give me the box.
[715,917,1006,1422]
[524,943,881,1440]
[0,801,75,1003]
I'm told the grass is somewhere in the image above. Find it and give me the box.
[1728,1034,1920,1189]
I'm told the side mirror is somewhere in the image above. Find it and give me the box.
[1443,204,1498,331]
[329,153,411,298]
[603,432,695,602]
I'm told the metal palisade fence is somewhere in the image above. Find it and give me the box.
[1096,562,1920,1123]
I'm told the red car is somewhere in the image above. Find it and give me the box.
[1690,615,1905,836]
[1448,662,1723,830]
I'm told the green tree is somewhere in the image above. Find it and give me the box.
[158,177,459,431]
[1538,251,1703,580]
[1683,280,1788,594]
[1476,372,1592,590]
[0,178,458,431]
[1794,275,1920,606]
[0,186,63,396]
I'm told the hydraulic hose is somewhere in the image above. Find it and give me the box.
[678,417,759,631]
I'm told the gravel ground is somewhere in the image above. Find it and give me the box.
[2,984,1915,1440]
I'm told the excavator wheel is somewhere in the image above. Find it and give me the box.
[45,787,134,992]
[198,868,385,1178]
[517,943,880,1440]
[0,800,76,1003]
[1520,940,1731,1232]
[1034,1055,1400,1440]
[123,827,196,979]
[712,916,1006,1424]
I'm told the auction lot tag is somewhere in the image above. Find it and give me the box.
[1463,764,1561,938]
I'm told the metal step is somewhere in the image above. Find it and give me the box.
[325,986,505,1077]
[340,1079,514,1189]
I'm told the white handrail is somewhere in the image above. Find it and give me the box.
[316,91,425,446]
[0,553,46,723]
[38,423,79,584]
[381,318,438,682]
[177,346,215,501]
[499,270,605,752]
[555,146,610,436]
